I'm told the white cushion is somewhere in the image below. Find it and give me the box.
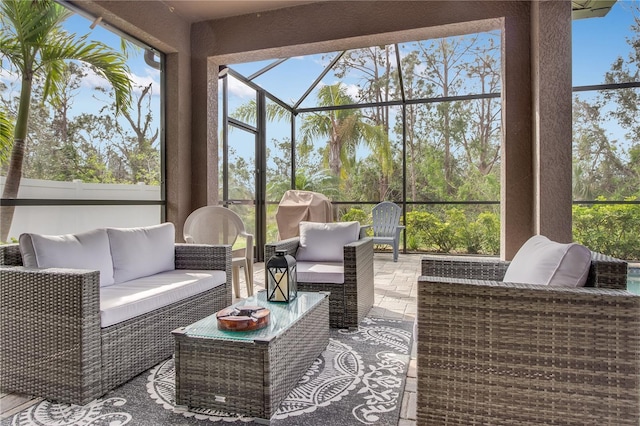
[503,235,591,287]
[296,221,360,262]
[19,229,114,286]
[296,261,344,284]
[107,223,175,284]
[99,269,226,327]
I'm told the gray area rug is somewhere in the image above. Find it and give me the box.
[4,317,413,426]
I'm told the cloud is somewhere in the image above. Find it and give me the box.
[129,70,161,96]
[79,66,110,90]
[227,76,255,99]
[0,66,20,96]
[343,83,360,100]
[80,66,161,96]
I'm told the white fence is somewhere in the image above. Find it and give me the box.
[0,177,161,240]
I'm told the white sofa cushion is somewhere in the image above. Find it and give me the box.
[296,221,360,262]
[503,235,591,287]
[19,229,115,286]
[107,223,175,284]
[99,269,226,327]
[296,261,344,284]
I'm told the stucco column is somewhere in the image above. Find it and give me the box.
[164,53,193,241]
[190,25,220,211]
[531,0,573,242]
[501,8,534,260]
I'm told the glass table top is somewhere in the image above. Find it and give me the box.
[182,290,327,342]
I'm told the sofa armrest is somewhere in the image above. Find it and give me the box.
[421,254,510,281]
[1,266,102,402]
[588,252,628,289]
[416,275,640,424]
[344,237,374,268]
[264,237,301,260]
[0,243,22,266]
[175,244,232,302]
[344,237,374,326]
[175,243,231,270]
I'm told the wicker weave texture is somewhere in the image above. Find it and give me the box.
[173,294,329,420]
[1,267,102,404]
[417,255,640,425]
[265,237,374,328]
[101,286,228,392]
[421,251,628,289]
[0,243,232,405]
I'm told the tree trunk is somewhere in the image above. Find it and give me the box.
[1,76,32,242]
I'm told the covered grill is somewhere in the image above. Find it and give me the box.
[275,190,333,240]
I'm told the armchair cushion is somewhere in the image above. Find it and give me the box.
[19,229,115,286]
[296,221,360,262]
[296,261,344,284]
[503,235,591,287]
[107,223,175,283]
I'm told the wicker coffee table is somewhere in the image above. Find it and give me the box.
[172,290,329,422]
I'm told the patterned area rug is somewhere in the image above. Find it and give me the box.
[3,317,413,426]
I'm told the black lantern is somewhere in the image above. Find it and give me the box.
[266,250,297,302]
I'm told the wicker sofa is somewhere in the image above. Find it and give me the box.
[265,222,374,329]
[416,252,640,425]
[0,230,232,405]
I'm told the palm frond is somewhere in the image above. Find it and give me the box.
[0,109,13,165]
[38,33,132,112]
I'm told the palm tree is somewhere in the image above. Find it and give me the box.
[300,84,390,196]
[0,0,132,241]
[0,110,13,165]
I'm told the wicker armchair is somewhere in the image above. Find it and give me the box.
[0,243,232,405]
[265,236,374,329]
[416,253,640,425]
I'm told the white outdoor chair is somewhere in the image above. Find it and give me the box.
[184,206,254,298]
[370,201,405,262]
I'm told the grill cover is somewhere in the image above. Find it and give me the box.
[275,190,333,240]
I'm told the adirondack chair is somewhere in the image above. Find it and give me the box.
[370,201,405,262]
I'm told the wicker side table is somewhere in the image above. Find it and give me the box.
[172,291,329,422]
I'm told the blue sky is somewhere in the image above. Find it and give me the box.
[572,0,638,86]
[1,1,637,146]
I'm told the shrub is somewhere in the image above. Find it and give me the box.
[573,198,640,260]
[340,207,370,225]
[406,210,457,253]
[447,208,483,254]
[476,212,500,255]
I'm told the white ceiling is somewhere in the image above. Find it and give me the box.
[159,0,323,23]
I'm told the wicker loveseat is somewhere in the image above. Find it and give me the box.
[0,228,232,405]
[416,251,640,425]
[265,221,374,329]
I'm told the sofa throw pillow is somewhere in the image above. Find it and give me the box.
[19,229,115,286]
[296,221,360,263]
[107,222,175,283]
[503,235,591,287]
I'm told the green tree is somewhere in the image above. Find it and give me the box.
[603,4,640,197]
[92,83,160,184]
[300,83,385,197]
[333,46,396,198]
[572,97,628,199]
[415,38,470,195]
[0,0,132,241]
